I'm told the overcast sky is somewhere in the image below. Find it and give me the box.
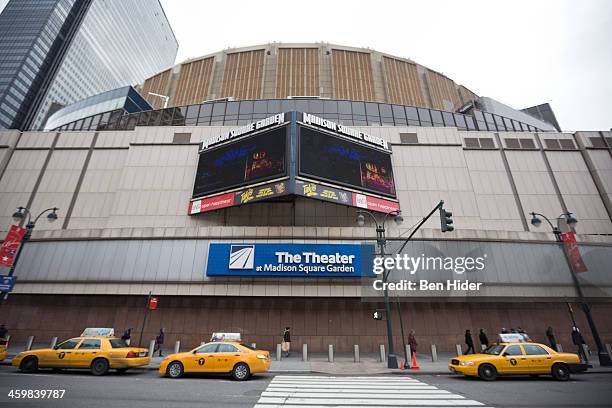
[158,0,611,131]
[0,0,609,130]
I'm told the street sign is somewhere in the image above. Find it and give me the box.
[373,311,383,320]
[0,276,17,293]
[148,296,158,310]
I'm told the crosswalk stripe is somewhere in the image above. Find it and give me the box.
[255,376,492,408]
[266,387,441,392]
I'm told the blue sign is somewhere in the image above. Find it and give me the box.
[207,243,375,277]
[0,276,16,293]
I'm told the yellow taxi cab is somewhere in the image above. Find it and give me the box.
[449,341,588,381]
[159,341,270,381]
[0,338,8,362]
[12,336,150,375]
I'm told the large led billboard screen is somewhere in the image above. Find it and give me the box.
[192,126,287,198]
[298,126,396,198]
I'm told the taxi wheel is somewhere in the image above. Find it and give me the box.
[478,364,497,381]
[91,358,110,376]
[231,363,250,381]
[166,361,184,378]
[20,356,38,373]
[551,363,570,381]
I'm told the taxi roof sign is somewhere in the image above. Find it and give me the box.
[211,332,241,342]
[498,333,531,343]
[80,328,115,337]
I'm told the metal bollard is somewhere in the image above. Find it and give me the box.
[557,344,563,352]
[302,343,308,361]
[5,335,10,343]
[328,344,334,363]
[25,336,34,351]
[379,344,385,362]
[354,345,360,363]
[405,345,412,364]
[431,344,438,362]
[148,339,156,358]
[276,344,282,361]
[174,340,181,354]
[605,344,611,358]
[49,337,58,349]
[251,343,256,349]
[456,344,463,356]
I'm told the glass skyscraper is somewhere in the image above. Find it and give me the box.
[0,0,177,130]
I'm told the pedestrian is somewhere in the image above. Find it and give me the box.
[0,324,7,340]
[154,328,165,357]
[571,327,588,362]
[408,330,417,356]
[464,329,475,354]
[121,328,132,346]
[479,329,489,350]
[546,326,557,351]
[501,327,509,334]
[282,327,291,357]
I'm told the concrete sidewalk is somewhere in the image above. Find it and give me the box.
[3,344,612,375]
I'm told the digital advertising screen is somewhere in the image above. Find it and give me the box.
[298,126,396,198]
[192,126,287,198]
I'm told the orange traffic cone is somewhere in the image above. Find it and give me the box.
[400,358,405,369]
[411,352,420,369]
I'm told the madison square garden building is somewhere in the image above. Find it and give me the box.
[1,43,611,353]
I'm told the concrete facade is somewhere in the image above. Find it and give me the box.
[1,120,612,352]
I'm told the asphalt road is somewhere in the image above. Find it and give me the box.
[0,364,611,407]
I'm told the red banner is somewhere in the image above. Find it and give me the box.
[148,297,158,310]
[561,232,588,273]
[0,225,27,267]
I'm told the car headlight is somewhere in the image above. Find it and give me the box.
[459,361,475,366]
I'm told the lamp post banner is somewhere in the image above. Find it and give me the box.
[562,232,588,273]
[0,225,27,267]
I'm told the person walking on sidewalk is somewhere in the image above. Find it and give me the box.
[479,329,489,350]
[464,329,475,354]
[154,328,165,357]
[408,330,417,356]
[282,327,291,357]
[121,328,132,346]
[546,326,557,351]
[572,326,588,362]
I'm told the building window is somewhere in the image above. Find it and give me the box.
[505,138,520,149]
[464,137,495,149]
[519,138,536,149]
[559,139,576,150]
[479,138,495,148]
[590,137,607,148]
[173,132,191,144]
[544,139,561,150]
[464,138,480,148]
[399,133,418,144]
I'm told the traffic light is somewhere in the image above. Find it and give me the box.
[440,206,454,232]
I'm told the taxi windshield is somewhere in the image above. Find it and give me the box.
[483,345,504,355]
[240,343,256,350]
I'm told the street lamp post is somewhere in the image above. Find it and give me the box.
[530,211,611,366]
[356,209,403,368]
[1,206,59,302]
